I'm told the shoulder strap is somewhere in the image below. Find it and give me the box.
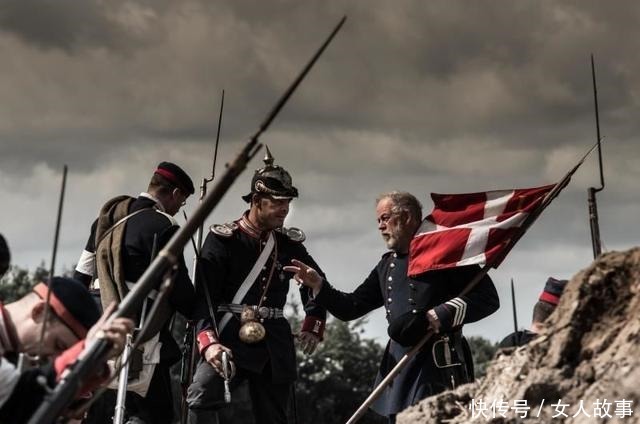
[154,209,178,226]
[218,232,275,334]
[94,207,151,250]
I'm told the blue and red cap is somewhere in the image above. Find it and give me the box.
[154,162,195,195]
[539,277,568,306]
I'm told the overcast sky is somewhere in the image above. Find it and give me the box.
[1,0,638,343]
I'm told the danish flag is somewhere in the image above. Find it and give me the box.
[408,185,555,277]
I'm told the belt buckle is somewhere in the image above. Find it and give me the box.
[258,306,270,319]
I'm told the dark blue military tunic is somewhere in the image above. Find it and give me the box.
[75,195,194,317]
[75,194,195,424]
[194,216,327,383]
[315,251,499,416]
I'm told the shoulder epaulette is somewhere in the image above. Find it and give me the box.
[278,227,306,243]
[210,222,238,237]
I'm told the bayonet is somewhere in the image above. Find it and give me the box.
[588,54,605,258]
[179,89,226,424]
[37,165,68,361]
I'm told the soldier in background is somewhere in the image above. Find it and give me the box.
[499,277,568,348]
[187,148,327,424]
[285,191,500,424]
[74,162,196,424]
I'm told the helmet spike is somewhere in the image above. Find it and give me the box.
[241,146,298,202]
[263,145,275,168]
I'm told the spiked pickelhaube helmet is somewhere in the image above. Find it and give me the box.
[242,146,299,203]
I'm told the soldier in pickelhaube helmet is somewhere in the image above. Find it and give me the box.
[187,147,327,424]
[241,146,299,202]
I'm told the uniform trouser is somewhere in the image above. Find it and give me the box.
[187,358,291,424]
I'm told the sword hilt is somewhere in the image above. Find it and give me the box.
[221,351,232,403]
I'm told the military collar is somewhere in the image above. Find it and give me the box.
[238,213,270,240]
[139,192,165,212]
[0,303,20,355]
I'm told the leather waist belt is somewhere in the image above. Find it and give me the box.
[217,304,284,319]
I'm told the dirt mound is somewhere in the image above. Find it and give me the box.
[398,247,640,423]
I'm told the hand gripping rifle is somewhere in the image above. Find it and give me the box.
[179,89,226,424]
[27,16,346,424]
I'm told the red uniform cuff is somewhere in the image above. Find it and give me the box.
[54,340,85,380]
[197,329,219,355]
[301,316,325,340]
[54,340,109,396]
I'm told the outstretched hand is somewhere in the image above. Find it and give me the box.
[283,259,323,294]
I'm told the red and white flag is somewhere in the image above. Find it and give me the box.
[408,185,555,277]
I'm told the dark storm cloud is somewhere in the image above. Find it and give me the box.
[0,0,167,53]
[0,0,638,341]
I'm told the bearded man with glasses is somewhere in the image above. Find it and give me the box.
[285,191,500,423]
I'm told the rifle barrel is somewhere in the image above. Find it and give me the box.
[38,165,68,360]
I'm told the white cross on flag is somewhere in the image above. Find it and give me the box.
[408,184,555,277]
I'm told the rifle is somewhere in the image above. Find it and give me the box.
[179,89,226,424]
[587,54,605,258]
[27,15,346,424]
